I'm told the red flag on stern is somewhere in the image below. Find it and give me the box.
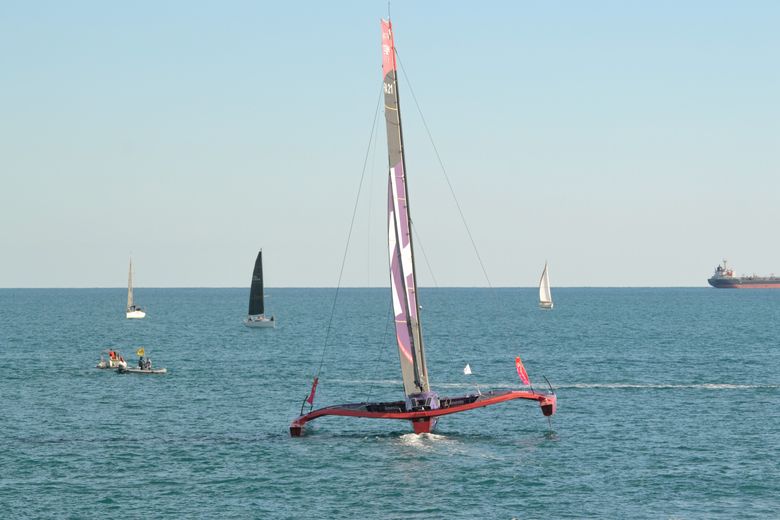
[515,357,531,386]
[305,377,319,405]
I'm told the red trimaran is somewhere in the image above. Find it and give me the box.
[290,19,557,437]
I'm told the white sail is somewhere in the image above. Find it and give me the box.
[539,262,553,309]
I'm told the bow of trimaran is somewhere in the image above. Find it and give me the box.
[290,18,557,437]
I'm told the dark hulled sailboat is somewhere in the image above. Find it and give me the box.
[244,250,275,328]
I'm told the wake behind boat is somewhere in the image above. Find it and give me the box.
[290,19,556,437]
[244,250,275,328]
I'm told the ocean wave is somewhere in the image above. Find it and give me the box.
[397,432,451,448]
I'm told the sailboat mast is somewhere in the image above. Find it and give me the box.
[127,258,134,309]
[382,18,429,396]
[259,251,264,315]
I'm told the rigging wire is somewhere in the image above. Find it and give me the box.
[364,88,395,402]
[367,85,381,288]
[365,299,394,402]
[410,221,439,288]
[395,49,497,298]
[310,83,385,394]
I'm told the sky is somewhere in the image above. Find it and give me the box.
[1,1,778,288]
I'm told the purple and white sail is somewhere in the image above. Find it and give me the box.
[382,19,429,398]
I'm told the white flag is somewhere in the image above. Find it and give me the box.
[463,364,472,375]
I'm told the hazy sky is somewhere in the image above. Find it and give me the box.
[2,1,778,288]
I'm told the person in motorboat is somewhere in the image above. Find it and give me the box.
[145,358,152,370]
[138,356,144,369]
[118,356,127,369]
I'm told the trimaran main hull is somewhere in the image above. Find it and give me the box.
[290,390,556,436]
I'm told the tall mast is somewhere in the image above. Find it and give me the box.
[382,19,429,396]
[127,258,134,309]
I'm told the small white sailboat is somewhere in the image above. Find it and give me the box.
[538,261,553,310]
[126,258,146,319]
[244,250,275,328]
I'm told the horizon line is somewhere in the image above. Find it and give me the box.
[0,285,713,290]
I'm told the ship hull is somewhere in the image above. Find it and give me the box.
[708,278,780,289]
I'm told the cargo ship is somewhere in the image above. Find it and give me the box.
[707,260,780,289]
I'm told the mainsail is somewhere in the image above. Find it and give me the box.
[539,262,552,305]
[382,19,429,397]
[127,258,134,309]
[248,250,265,316]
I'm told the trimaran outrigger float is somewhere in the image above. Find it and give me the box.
[290,19,557,437]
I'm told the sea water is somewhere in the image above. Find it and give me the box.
[0,288,778,519]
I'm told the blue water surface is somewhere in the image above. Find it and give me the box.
[1,288,778,519]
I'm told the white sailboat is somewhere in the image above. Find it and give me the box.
[126,258,146,319]
[244,250,275,328]
[538,261,553,310]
